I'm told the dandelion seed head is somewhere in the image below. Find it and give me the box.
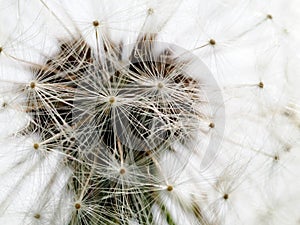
[1,0,300,224]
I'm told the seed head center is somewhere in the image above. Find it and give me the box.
[33,143,39,150]
[93,20,100,27]
[209,39,216,45]
[147,8,154,15]
[223,193,229,200]
[167,185,173,192]
[75,203,81,210]
[34,214,41,219]
[258,81,264,89]
[30,82,36,89]
[157,82,164,89]
[119,168,126,175]
[108,96,116,104]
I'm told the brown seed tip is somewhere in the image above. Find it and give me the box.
[258,81,264,89]
[267,14,273,20]
[93,20,100,27]
[223,193,229,200]
[147,8,154,15]
[119,168,126,175]
[109,96,116,104]
[209,39,216,45]
[209,122,215,128]
[75,203,81,210]
[167,185,173,192]
[34,213,41,219]
[33,143,39,150]
[0,47,2,53]
[157,82,164,89]
[30,82,36,89]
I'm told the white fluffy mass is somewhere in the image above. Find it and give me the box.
[0,0,299,224]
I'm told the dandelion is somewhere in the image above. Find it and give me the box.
[0,0,300,225]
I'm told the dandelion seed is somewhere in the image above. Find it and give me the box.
[166,185,173,192]
[209,122,215,128]
[30,82,36,89]
[223,194,229,200]
[92,20,100,27]
[119,168,126,175]
[156,82,164,90]
[266,14,273,20]
[33,143,39,150]
[34,213,41,219]
[258,81,264,89]
[2,102,7,108]
[147,8,154,15]
[74,203,81,210]
[108,96,116,105]
[209,39,216,46]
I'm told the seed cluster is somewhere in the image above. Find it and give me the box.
[24,34,205,224]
